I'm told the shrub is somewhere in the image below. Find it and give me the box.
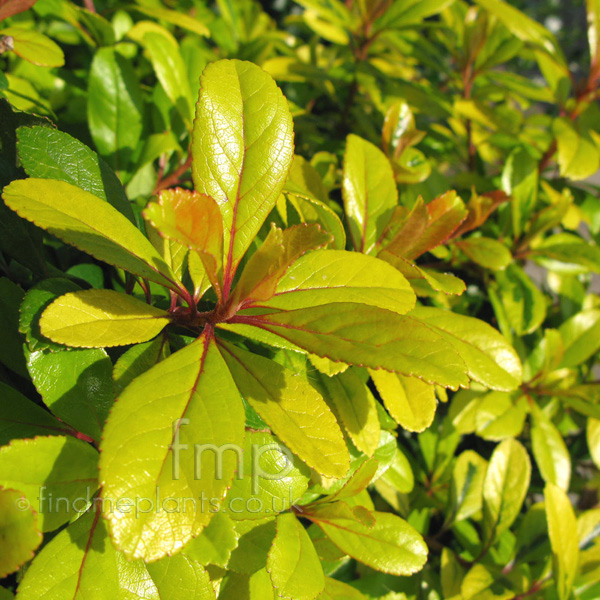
[0,0,599,599]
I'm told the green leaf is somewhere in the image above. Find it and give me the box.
[588,0,600,62]
[411,306,523,391]
[553,117,600,181]
[378,446,414,495]
[559,309,600,367]
[530,404,571,491]
[0,436,98,532]
[192,59,294,289]
[494,264,546,336]
[2,178,181,291]
[455,237,512,270]
[483,439,531,542]
[16,508,160,599]
[306,501,427,575]
[133,4,210,36]
[145,188,225,296]
[222,431,310,521]
[88,47,144,177]
[99,332,245,561]
[16,126,134,223]
[501,146,538,238]
[19,278,81,352]
[314,368,381,457]
[183,512,238,567]
[369,370,436,432]
[137,29,194,126]
[40,289,171,348]
[448,450,488,523]
[318,577,365,600]
[26,347,113,442]
[475,392,527,441]
[472,0,565,63]
[219,341,349,478]
[219,568,275,599]
[545,483,579,600]
[587,418,600,469]
[0,381,72,445]
[0,27,63,67]
[232,304,469,389]
[146,554,215,600]
[227,518,277,575]
[230,224,332,307]
[342,134,397,253]
[112,335,169,396]
[0,487,41,579]
[533,234,600,274]
[0,277,27,377]
[267,513,325,600]
[256,250,415,315]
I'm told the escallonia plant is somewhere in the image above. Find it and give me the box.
[1,58,522,598]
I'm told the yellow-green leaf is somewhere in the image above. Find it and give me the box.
[553,117,600,181]
[545,483,579,600]
[257,250,415,315]
[192,59,294,289]
[342,134,397,253]
[233,303,468,389]
[0,27,64,67]
[99,332,245,561]
[369,370,437,432]
[40,290,170,348]
[0,487,41,579]
[2,178,180,291]
[531,404,571,491]
[315,368,380,457]
[483,439,531,542]
[306,501,427,576]
[267,513,325,600]
[411,306,523,391]
[230,223,332,308]
[219,341,350,478]
[588,418,600,468]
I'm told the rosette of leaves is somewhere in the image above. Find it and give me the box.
[2,58,522,597]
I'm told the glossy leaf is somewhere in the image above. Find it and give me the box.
[219,341,349,478]
[455,237,512,270]
[183,512,238,568]
[315,368,380,457]
[553,117,600,181]
[318,577,365,600]
[545,483,579,600]
[191,59,294,289]
[26,347,113,442]
[16,126,134,223]
[0,381,71,445]
[411,306,522,391]
[559,309,600,368]
[448,450,488,523]
[144,188,223,296]
[99,332,245,560]
[256,250,415,315]
[267,513,325,599]
[88,47,143,176]
[231,223,332,307]
[0,0,37,20]
[0,27,63,67]
[306,501,427,576]
[342,134,397,253]
[369,370,436,432]
[0,435,98,531]
[146,554,215,600]
[40,289,170,348]
[531,404,571,491]
[483,439,531,542]
[2,178,180,291]
[227,518,277,575]
[222,431,310,521]
[17,508,160,599]
[232,303,469,389]
[0,487,41,578]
